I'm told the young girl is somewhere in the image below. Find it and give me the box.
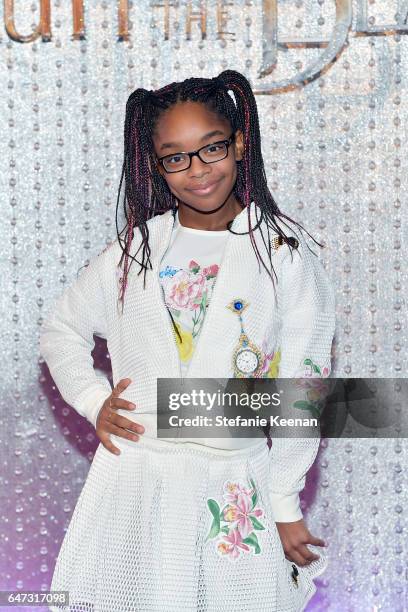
[40,70,336,611]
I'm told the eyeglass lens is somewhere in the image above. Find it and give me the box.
[162,141,228,172]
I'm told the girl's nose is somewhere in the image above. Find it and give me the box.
[188,155,209,177]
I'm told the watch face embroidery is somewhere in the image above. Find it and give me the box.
[226,299,265,378]
[205,478,266,561]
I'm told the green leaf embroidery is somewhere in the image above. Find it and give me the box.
[200,291,208,312]
[249,477,258,510]
[303,358,313,365]
[309,405,322,419]
[242,532,261,554]
[250,516,265,530]
[207,498,221,519]
[205,499,221,542]
[205,518,220,542]
[293,400,321,419]
[313,364,321,374]
[293,400,312,410]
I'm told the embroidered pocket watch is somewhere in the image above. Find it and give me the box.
[226,299,265,378]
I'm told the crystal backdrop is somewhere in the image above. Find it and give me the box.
[0,1,407,610]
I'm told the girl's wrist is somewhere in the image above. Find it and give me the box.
[269,491,303,523]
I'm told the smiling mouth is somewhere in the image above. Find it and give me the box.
[188,179,221,196]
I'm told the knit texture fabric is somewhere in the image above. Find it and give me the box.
[39,202,336,610]
[39,203,335,520]
[48,437,328,612]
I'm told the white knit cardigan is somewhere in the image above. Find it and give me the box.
[39,201,336,522]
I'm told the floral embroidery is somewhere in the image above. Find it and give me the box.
[205,478,266,561]
[256,340,281,378]
[293,357,331,418]
[160,260,220,367]
[161,260,219,338]
[296,357,330,379]
[262,348,281,378]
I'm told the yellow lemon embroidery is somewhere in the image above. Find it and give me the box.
[266,349,281,378]
[174,322,194,362]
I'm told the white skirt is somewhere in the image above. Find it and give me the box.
[49,435,328,612]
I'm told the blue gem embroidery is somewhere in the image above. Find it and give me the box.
[234,301,243,310]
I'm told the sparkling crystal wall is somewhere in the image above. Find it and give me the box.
[0,1,406,610]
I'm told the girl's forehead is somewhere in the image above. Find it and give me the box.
[155,102,227,135]
[153,103,229,149]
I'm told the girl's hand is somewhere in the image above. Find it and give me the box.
[95,377,144,455]
[275,519,326,567]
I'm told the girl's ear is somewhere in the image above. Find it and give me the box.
[234,129,245,161]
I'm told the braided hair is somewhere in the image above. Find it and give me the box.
[115,69,323,313]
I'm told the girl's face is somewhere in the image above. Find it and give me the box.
[152,101,244,212]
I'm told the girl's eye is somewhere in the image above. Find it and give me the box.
[167,154,185,165]
[205,144,223,154]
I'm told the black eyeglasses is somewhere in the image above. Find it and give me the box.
[156,133,236,173]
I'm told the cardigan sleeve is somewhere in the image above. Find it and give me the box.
[39,251,113,429]
[267,233,336,522]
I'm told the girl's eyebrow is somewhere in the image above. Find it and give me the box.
[159,129,226,151]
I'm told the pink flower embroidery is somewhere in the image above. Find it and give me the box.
[189,260,200,271]
[206,478,266,561]
[202,263,219,278]
[233,495,263,538]
[166,269,206,310]
[163,261,220,312]
[217,528,251,559]
[223,481,253,504]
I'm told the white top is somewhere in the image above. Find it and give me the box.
[39,202,336,522]
[159,210,229,377]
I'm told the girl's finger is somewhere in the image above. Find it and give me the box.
[99,434,121,456]
[297,543,320,563]
[307,535,326,547]
[114,414,145,434]
[105,421,140,442]
[110,398,136,411]
[112,378,132,396]
[285,549,310,567]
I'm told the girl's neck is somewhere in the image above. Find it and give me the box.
[177,196,245,231]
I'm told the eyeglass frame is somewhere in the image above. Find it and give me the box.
[155,133,236,174]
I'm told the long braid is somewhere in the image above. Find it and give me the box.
[115,70,324,314]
